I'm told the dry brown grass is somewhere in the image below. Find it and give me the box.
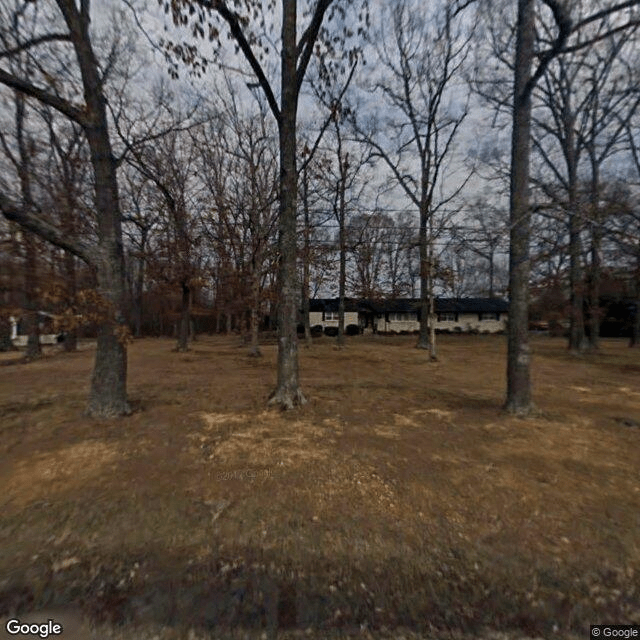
[1,334,639,639]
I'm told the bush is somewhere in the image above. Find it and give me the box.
[324,326,338,337]
[311,325,323,337]
[346,324,360,336]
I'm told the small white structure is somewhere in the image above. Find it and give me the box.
[10,312,63,346]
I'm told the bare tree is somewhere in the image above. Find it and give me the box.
[481,0,640,414]
[0,0,132,416]
[163,0,368,408]
[353,0,474,359]
[124,127,202,352]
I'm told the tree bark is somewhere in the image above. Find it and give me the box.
[269,0,306,409]
[505,0,534,416]
[72,8,130,417]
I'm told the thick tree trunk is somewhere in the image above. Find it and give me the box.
[29,1,131,416]
[82,104,129,414]
[269,0,306,409]
[176,281,190,352]
[505,0,534,416]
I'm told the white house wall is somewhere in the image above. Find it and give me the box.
[309,309,507,334]
[371,313,507,333]
[309,311,359,328]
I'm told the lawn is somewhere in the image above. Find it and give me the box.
[1,334,639,639]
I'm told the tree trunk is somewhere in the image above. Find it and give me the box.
[337,172,346,348]
[0,316,12,351]
[15,92,42,361]
[417,201,430,350]
[565,96,586,354]
[505,0,534,416]
[23,233,42,360]
[269,0,306,409]
[302,164,312,347]
[83,116,129,414]
[427,239,437,361]
[176,281,190,352]
[133,238,146,338]
[588,156,601,350]
[248,258,262,357]
[489,251,495,298]
[63,250,78,351]
[631,252,640,348]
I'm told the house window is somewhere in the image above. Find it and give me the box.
[324,311,339,321]
[438,312,457,322]
[479,312,500,321]
[389,312,411,322]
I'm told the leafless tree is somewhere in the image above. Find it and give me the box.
[353,0,474,359]
[163,0,369,409]
[479,0,640,414]
[0,0,133,416]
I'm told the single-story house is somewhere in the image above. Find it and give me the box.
[308,298,363,335]
[306,297,509,335]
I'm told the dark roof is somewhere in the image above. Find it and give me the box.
[308,298,363,313]
[308,297,509,314]
[436,298,509,314]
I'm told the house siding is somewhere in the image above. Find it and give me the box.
[307,299,508,335]
[309,310,359,329]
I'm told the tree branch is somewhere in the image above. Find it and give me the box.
[196,0,281,125]
[296,0,333,92]
[524,0,572,99]
[0,67,88,126]
[0,33,72,59]
[0,193,94,264]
